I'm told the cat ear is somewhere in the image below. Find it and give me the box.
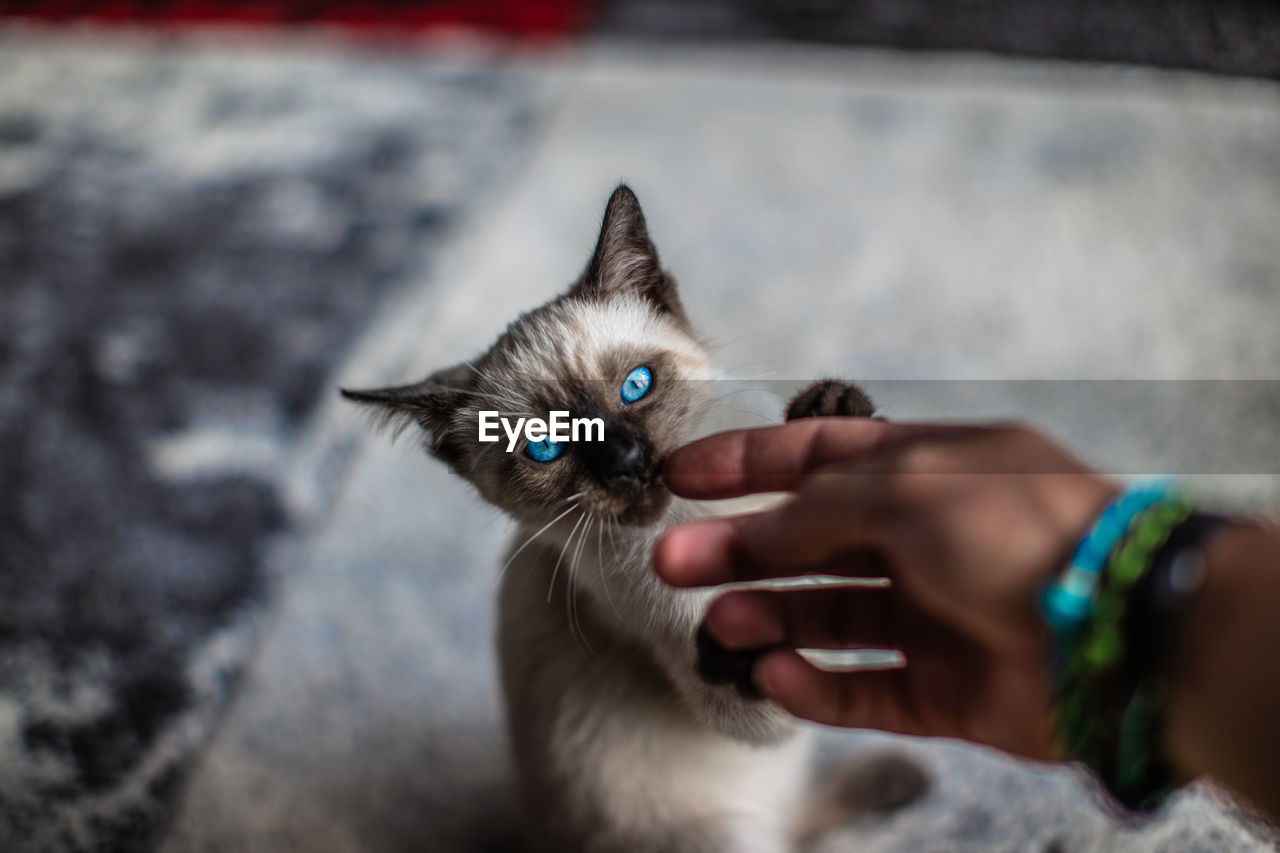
[340,361,476,464]
[575,184,684,318]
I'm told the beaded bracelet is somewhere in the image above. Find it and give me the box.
[1043,484,1227,812]
[1041,479,1176,636]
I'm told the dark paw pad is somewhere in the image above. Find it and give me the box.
[695,624,768,700]
[785,380,876,421]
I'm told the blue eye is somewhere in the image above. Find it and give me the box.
[620,366,652,404]
[525,438,563,463]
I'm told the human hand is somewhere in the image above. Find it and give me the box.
[654,419,1117,761]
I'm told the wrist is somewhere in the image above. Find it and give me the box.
[1162,523,1280,817]
[997,475,1118,653]
[1043,486,1234,811]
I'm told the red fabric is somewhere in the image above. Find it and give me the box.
[0,0,595,35]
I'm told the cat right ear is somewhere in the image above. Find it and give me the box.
[339,361,475,463]
[574,184,685,320]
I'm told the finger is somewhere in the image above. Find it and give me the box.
[754,649,917,734]
[653,516,887,588]
[663,418,945,500]
[735,467,894,564]
[652,516,741,587]
[705,588,894,651]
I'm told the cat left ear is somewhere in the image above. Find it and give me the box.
[574,184,685,319]
[339,361,476,464]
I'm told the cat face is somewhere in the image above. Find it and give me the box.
[343,185,713,528]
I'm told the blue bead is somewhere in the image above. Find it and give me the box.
[1042,479,1184,632]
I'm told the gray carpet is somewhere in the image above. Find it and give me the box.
[0,33,548,851]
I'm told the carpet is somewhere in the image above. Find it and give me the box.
[0,34,547,851]
[3,28,1279,853]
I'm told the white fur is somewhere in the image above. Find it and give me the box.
[558,296,714,382]
[498,497,812,853]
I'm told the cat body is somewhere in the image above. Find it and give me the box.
[499,500,811,853]
[344,186,922,852]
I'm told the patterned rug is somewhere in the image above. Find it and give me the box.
[0,35,546,851]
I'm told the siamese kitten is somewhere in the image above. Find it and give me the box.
[343,186,924,852]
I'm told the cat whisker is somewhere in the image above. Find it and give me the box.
[596,514,623,621]
[547,511,588,603]
[564,513,587,656]
[494,502,580,590]
[719,408,776,425]
[562,511,583,649]
[567,514,600,661]
[712,385,785,402]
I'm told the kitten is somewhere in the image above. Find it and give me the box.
[343,186,925,852]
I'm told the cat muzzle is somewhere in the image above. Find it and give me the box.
[578,417,660,496]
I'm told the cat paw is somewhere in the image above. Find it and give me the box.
[695,623,769,701]
[795,752,930,845]
[834,751,930,813]
[785,379,876,421]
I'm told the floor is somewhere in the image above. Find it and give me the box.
[1,31,1278,853]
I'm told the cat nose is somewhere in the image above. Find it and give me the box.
[582,421,651,490]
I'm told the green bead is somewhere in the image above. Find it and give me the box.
[1112,545,1147,585]
[1084,629,1123,668]
[1135,518,1167,549]
[1159,499,1191,521]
